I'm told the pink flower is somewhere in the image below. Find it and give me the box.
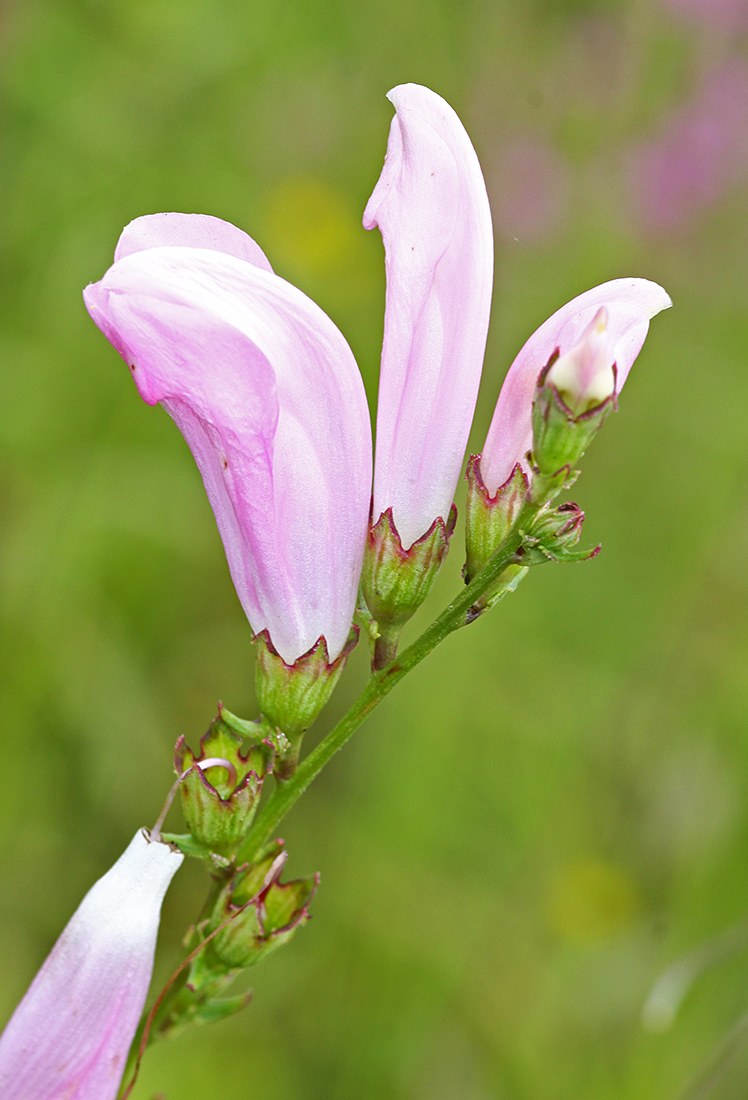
[364,83,494,550]
[84,213,372,666]
[479,279,672,494]
[0,831,183,1100]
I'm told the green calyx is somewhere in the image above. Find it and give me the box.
[530,353,615,479]
[254,630,357,770]
[362,506,456,667]
[145,841,317,1045]
[464,456,529,600]
[522,501,600,564]
[207,841,318,971]
[175,710,274,858]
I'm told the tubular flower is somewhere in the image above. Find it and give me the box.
[364,83,494,551]
[84,213,372,666]
[478,278,672,495]
[0,831,183,1100]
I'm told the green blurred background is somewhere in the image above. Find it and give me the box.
[3,0,748,1096]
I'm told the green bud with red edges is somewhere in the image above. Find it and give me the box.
[208,841,318,970]
[361,505,456,668]
[175,710,274,858]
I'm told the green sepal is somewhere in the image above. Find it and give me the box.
[463,456,529,586]
[362,505,457,633]
[149,964,251,1041]
[520,501,600,565]
[254,629,357,760]
[191,991,253,1026]
[159,832,232,869]
[208,847,319,971]
[531,354,615,479]
[175,711,274,858]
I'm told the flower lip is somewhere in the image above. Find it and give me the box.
[84,237,372,665]
[113,212,275,271]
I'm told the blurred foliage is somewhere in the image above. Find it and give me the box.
[2,0,748,1097]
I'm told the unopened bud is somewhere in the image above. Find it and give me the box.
[362,506,456,668]
[531,310,616,480]
[462,456,529,605]
[209,843,318,971]
[547,308,614,415]
[521,502,600,564]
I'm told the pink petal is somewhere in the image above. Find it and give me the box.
[0,832,182,1100]
[479,278,672,494]
[84,245,371,664]
[114,212,274,272]
[364,83,494,549]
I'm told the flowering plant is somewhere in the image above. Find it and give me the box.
[0,83,669,1097]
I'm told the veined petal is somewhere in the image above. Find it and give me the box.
[364,83,494,549]
[480,278,672,494]
[0,831,182,1100]
[84,245,372,664]
[114,212,274,272]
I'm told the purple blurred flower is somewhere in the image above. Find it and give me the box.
[0,831,182,1100]
[630,61,748,232]
[661,0,748,32]
[364,83,494,550]
[479,279,672,494]
[85,213,372,666]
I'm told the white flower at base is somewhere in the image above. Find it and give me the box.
[0,830,183,1100]
[546,307,614,415]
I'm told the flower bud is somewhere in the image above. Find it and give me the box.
[530,311,617,480]
[521,502,600,564]
[546,307,614,415]
[175,711,274,857]
[208,843,318,971]
[463,456,528,585]
[479,279,671,495]
[362,506,456,666]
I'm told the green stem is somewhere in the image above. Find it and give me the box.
[238,506,532,866]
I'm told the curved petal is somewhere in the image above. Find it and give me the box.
[0,832,182,1100]
[114,212,274,272]
[84,245,372,664]
[364,83,494,549]
[480,278,672,494]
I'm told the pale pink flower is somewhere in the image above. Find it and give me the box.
[84,213,372,665]
[0,831,182,1100]
[364,83,494,550]
[479,279,672,494]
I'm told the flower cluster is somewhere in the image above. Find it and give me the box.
[1,82,671,1099]
[84,82,669,678]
